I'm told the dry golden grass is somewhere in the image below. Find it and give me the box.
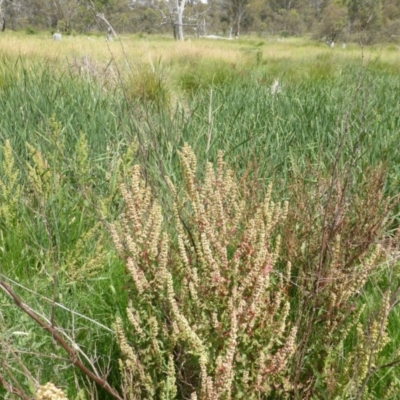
[1,31,399,72]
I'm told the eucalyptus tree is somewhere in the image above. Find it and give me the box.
[128,0,209,40]
[223,0,249,36]
[0,0,26,30]
[345,0,383,32]
[318,0,348,41]
[155,0,187,40]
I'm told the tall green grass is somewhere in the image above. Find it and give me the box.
[130,64,400,204]
[0,44,399,399]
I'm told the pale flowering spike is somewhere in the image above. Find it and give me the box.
[126,257,148,294]
[120,183,141,233]
[270,202,283,231]
[366,291,391,353]
[264,182,273,209]
[213,240,229,272]
[285,261,292,282]
[124,231,138,257]
[156,232,169,289]
[330,235,342,272]
[200,232,220,285]
[211,312,220,330]
[248,275,266,327]
[255,352,266,388]
[218,306,238,396]
[189,281,201,310]
[242,370,250,391]
[264,201,275,234]
[109,224,124,257]
[178,234,191,271]
[213,186,227,241]
[178,145,198,202]
[149,318,162,358]
[167,354,178,398]
[282,200,289,221]
[171,321,180,345]
[237,264,260,301]
[201,162,215,201]
[143,187,152,211]
[276,300,290,338]
[129,165,142,203]
[241,218,257,249]
[271,234,282,266]
[251,230,267,271]
[232,200,245,230]
[271,326,297,373]
[2,140,19,184]
[185,143,197,173]
[126,307,145,339]
[216,150,225,183]
[206,376,216,399]
[113,317,138,367]
[147,203,163,260]
[165,176,177,197]
[193,238,207,272]
[200,357,209,396]
[148,316,159,338]
[26,143,51,197]
[166,272,207,361]
[172,201,185,235]
[141,201,157,239]
[365,244,381,270]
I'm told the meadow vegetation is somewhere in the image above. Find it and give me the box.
[0,33,400,399]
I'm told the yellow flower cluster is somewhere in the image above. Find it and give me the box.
[35,383,68,400]
[0,140,21,229]
[26,143,51,198]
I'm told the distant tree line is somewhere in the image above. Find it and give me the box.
[0,0,399,43]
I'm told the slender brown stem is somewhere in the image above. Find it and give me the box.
[0,366,31,400]
[0,279,123,400]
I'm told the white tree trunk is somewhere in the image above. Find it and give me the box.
[174,0,185,41]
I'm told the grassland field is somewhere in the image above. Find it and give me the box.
[0,31,400,399]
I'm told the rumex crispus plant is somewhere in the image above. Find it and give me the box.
[110,143,297,399]
[281,163,400,399]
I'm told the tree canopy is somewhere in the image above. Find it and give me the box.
[1,0,399,42]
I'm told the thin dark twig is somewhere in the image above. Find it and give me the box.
[0,373,30,400]
[0,279,123,400]
[371,358,400,372]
